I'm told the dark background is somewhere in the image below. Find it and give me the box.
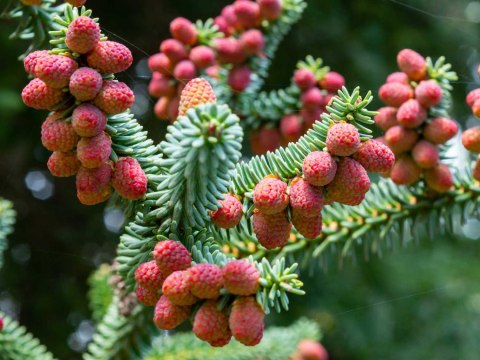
[1,0,480,358]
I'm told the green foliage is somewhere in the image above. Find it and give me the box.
[83,299,158,360]
[0,198,15,270]
[87,264,115,323]
[0,312,56,360]
[147,103,243,232]
[2,0,65,59]
[144,318,321,360]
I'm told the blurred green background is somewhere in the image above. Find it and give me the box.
[1,0,480,358]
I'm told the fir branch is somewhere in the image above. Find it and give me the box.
[87,264,115,323]
[3,0,65,59]
[144,318,321,360]
[0,198,15,271]
[145,103,243,232]
[83,299,158,360]
[231,87,375,196]
[0,312,56,360]
[225,168,480,271]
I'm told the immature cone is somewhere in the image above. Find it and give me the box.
[462,127,480,153]
[69,67,103,101]
[66,0,87,6]
[326,158,370,206]
[170,17,198,45]
[374,107,398,131]
[173,60,197,82]
[473,158,480,181]
[229,296,265,346]
[23,50,49,76]
[186,263,223,299]
[396,99,427,128]
[250,126,281,154]
[292,210,322,239]
[87,41,133,74]
[240,29,265,55]
[135,285,160,306]
[47,151,80,177]
[353,139,395,174]
[411,140,439,169]
[76,163,113,205]
[258,0,282,20]
[228,65,252,92]
[210,194,243,229]
[253,177,289,214]
[94,80,135,114]
[65,16,101,54]
[189,46,216,69]
[162,270,198,306]
[148,73,176,98]
[41,118,79,152]
[424,163,453,193]
[233,0,261,28]
[72,103,107,137]
[415,79,443,108]
[302,151,337,186]
[466,88,480,107]
[134,260,165,289]
[193,301,232,347]
[153,295,191,330]
[386,71,409,85]
[297,339,329,360]
[378,82,414,107]
[301,88,323,110]
[280,114,303,143]
[390,156,421,185]
[76,132,112,168]
[397,49,427,81]
[384,125,419,154]
[34,54,78,88]
[289,177,323,218]
[112,157,148,200]
[223,260,260,296]
[319,71,345,93]
[294,69,316,90]
[423,118,458,144]
[326,122,361,156]
[160,38,189,63]
[179,78,217,116]
[153,240,191,275]
[214,38,246,64]
[22,78,66,110]
[253,210,291,249]
[148,53,174,75]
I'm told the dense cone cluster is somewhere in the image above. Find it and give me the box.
[134,240,263,346]
[148,0,283,121]
[20,13,147,205]
[464,65,480,181]
[251,65,346,155]
[246,135,393,245]
[211,119,394,244]
[376,49,457,192]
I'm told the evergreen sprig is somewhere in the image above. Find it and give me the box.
[83,299,158,360]
[0,198,15,270]
[145,103,243,232]
[144,318,321,360]
[88,264,115,323]
[3,0,65,59]
[0,312,56,360]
